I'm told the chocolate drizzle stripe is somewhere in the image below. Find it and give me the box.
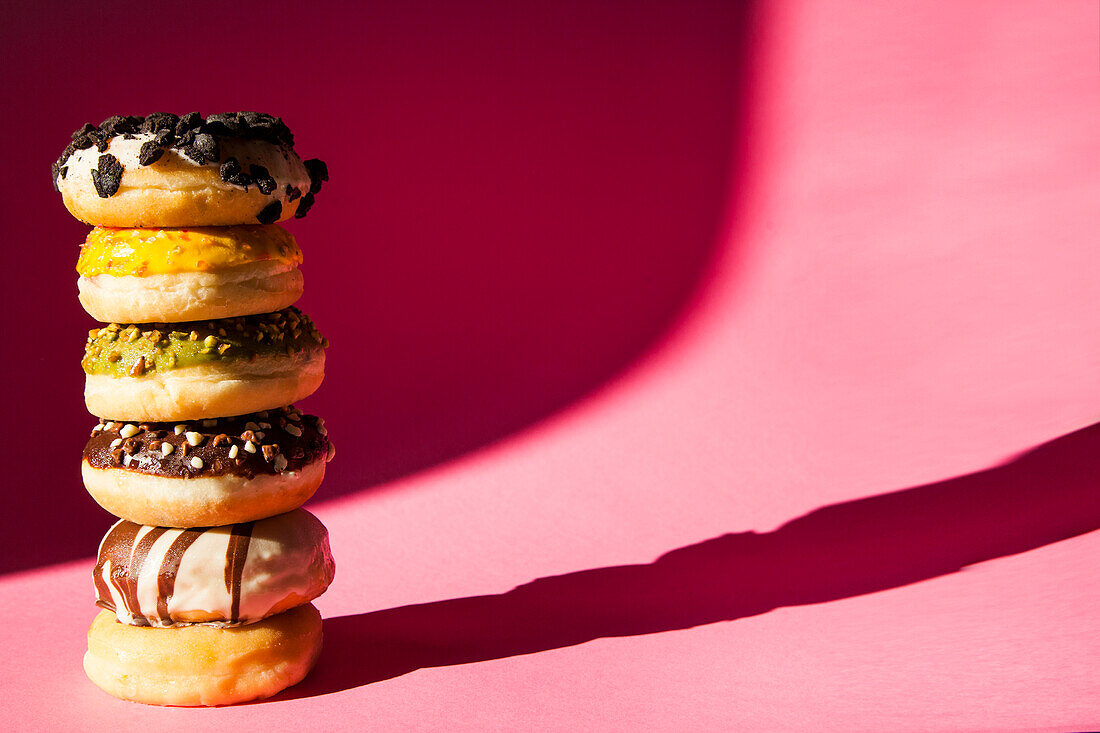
[94,522,141,616]
[122,527,169,623]
[224,522,254,624]
[156,528,209,620]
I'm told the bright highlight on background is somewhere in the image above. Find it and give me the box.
[1,1,1097,730]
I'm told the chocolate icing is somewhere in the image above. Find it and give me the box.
[84,406,329,479]
[94,522,255,627]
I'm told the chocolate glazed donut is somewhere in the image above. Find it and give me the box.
[81,406,334,527]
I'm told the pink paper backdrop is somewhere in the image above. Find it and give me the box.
[2,1,1098,730]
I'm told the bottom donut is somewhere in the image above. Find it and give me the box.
[84,602,322,706]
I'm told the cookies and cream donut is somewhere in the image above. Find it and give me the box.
[53,112,327,227]
[85,603,323,706]
[83,406,334,527]
[93,508,334,627]
[77,225,305,323]
[82,307,328,421]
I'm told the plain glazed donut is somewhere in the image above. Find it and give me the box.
[82,407,334,527]
[76,225,305,323]
[84,603,322,706]
[82,308,327,421]
[53,112,327,227]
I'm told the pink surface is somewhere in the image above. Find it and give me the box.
[2,1,1099,730]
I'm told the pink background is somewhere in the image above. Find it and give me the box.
[2,1,1098,730]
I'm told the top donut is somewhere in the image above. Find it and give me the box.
[52,112,328,227]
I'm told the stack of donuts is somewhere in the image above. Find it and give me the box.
[53,112,337,706]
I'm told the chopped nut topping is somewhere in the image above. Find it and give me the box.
[118,424,139,438]
[228,444,239,459]
[273,454,288,472]
[184,432,204,447]
[244,440,257,454]
[161,442,174,456]
[174,424,187,435]
[190,456,204,469]
[285,424,303,437]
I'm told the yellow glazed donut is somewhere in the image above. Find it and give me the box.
[82,406,334,527]
[82,307,328,421]
[84,603,323,706]
[53,113,327,227]
[77,225,305,323]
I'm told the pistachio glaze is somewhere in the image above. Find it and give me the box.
[84,406,332,478]
[81,306,327,377]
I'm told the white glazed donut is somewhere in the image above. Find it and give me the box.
[53,113,327,227]
[91,509,335,627]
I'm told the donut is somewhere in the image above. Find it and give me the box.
[82,307,328,421]
[53,112,327,227]
[84,603,322,706]
[77,225,304,323]
[92,509,335,627]
[82,406,335,527]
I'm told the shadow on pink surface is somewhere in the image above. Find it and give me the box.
[282,422,1100,698]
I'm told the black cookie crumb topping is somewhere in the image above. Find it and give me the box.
[294,192,315,219]
[304,158,328,194]
[53,112,327,219]
[91,154,123,198]
[257,200,283,224]
[250,164,276,195]
[137,140,164,166]
[219,156,255,188]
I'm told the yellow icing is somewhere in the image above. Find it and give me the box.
[77,225,302,277]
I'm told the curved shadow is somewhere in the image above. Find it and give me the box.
[279,422,1100,698]
[0,0,756,574]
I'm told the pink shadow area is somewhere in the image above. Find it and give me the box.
[284,422,1100,697]
[0,0,755,574]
